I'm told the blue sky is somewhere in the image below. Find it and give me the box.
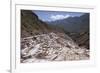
[33,10,85,22]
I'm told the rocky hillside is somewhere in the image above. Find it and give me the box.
[69,30,89,49]
[21,10,51,38]
[21,10,89,63]
[47,13,89,49]
[21,32,89,63]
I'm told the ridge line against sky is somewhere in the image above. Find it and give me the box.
[33,10,86,22]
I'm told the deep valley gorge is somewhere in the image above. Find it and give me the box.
[21,10,90,63]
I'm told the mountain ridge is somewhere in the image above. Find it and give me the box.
[46,13,89,33]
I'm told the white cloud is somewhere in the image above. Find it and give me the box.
[50,14,70,21]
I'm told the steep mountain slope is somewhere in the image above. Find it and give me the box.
[21,10,51,38]
[47,13,89,33]
[47,13,89,49]
[70,30,89,49]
